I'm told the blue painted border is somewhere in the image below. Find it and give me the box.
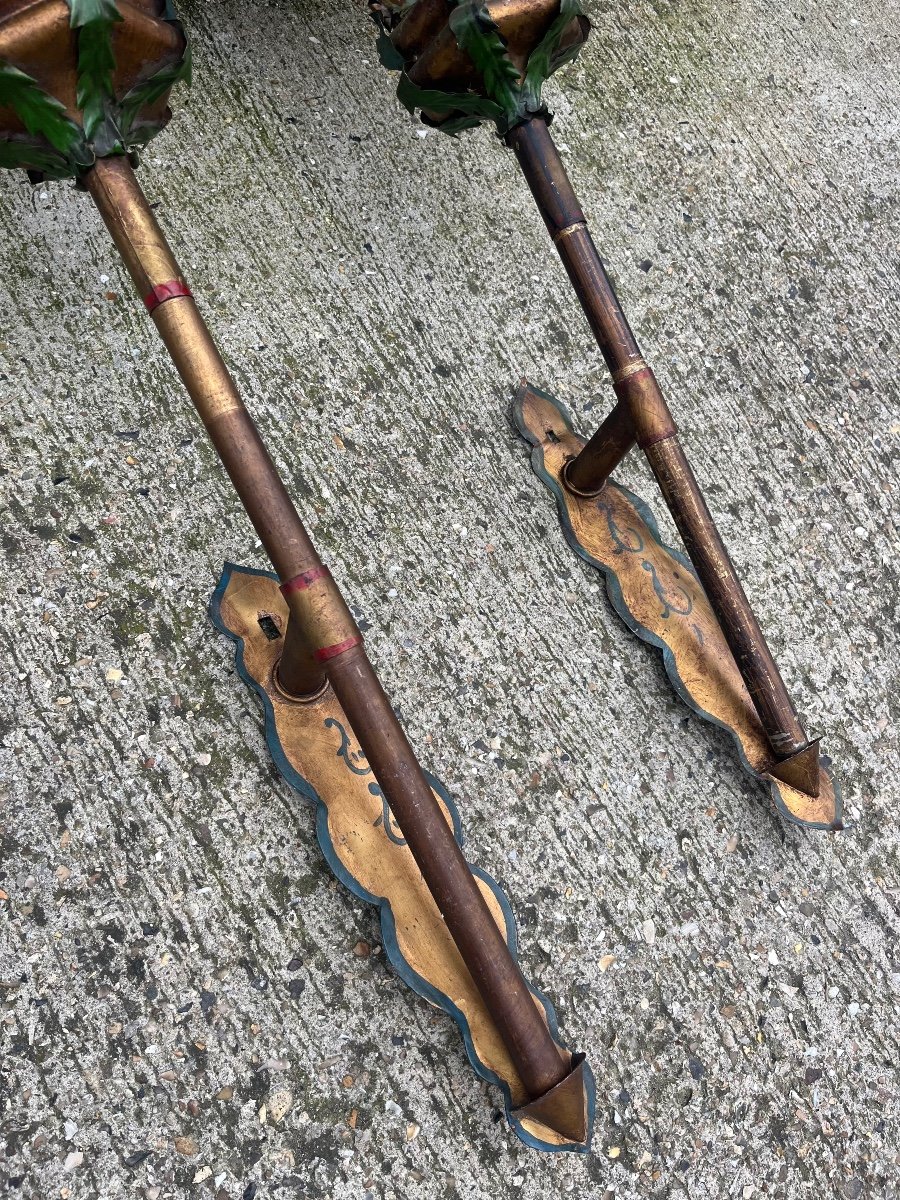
[209,562,595,1154]
[511,383,843,833]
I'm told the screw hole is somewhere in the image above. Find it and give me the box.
[257,614,282,641]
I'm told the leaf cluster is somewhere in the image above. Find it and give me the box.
[0,2,190,181]
[390,0,588,137]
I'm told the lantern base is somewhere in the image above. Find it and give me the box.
[209,562,594,1152]
[512,382,842,831]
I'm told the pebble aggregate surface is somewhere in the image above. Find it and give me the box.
[0,2,898,1198]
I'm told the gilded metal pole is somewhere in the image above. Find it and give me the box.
[84,155,584,1137]
[505,117,820,797]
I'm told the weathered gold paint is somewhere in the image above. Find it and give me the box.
[217,566,583,1149]
[517,384,839,829]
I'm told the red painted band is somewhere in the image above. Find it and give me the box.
[280,565,331,595]
[315,636,363,663]
[143,280,193,314]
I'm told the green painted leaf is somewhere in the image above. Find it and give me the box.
[521,0,586,115]
[117,39,191,145]
[0,136,73,179]
[396,71,502,122]
[430,112,483,135]
[448,2,522,131]
[67,0,122,27]
[0,62,84,155]
[376,24,407,71]
[70,0,188,161]
[75,17,121,145]
[66,1,123,149]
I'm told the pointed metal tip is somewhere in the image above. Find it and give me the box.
[769,739,821,797]
[513,1054,589,1145]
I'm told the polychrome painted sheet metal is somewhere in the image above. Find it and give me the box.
[209,562,595,1153]
[512,382,841,831]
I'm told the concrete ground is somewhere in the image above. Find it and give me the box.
[1,1,898,1197]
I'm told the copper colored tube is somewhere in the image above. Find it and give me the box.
[563,400,635,495]
[84,157,327,696]
[646,436,810,760]
[507,118,818,790]
[84,156,575,1118]
[390,0,453,60]
[326,649,571,1101]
